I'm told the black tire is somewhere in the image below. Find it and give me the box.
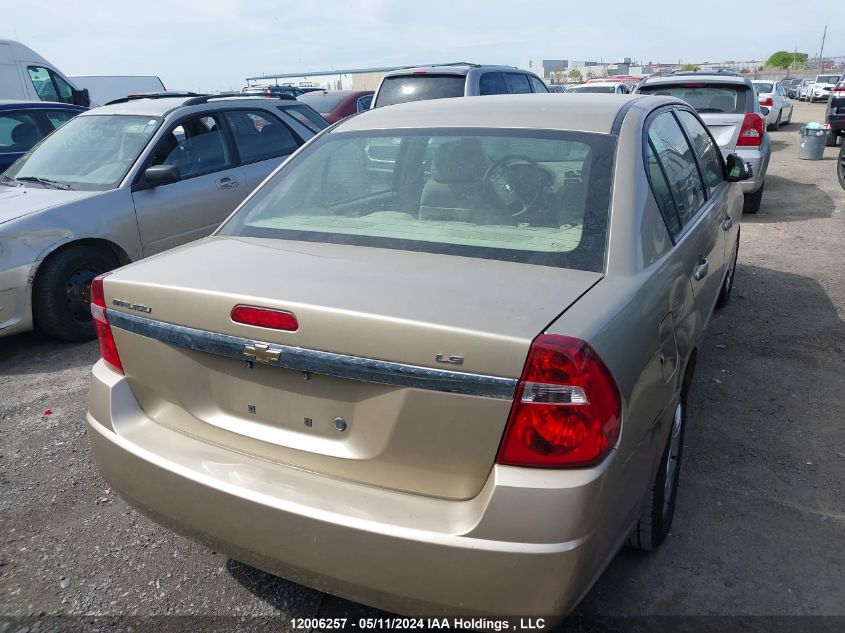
[716,230,739,310]
[743,182,764,214]
[627,385,688,550]
[784,107,792,126]
[32,245,117,341]
[768,111,781,131]
[838,144,845,190]
[826,131,838,148]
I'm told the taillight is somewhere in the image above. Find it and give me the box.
[90,273,124,374]
[231,305,298,331]
[759,96,773,107]
[737,112,765,147]
[497,335,621,468]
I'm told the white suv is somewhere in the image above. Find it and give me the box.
[812,74,842,103]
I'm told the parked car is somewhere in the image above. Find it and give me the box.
[0,39,90,106]
[86,93,748,622]
[371,64,548,108]
[636,73,770,213]
[0,94,319,341]
[0,100,85,172]
[751,80,793,130]
[70,75,166,106]
[568,82,628,94]
[798,79,814,101]
[297,90,373,123]
[781,78,802,99]
[825,80,845,147]
[811,74,842,103]
[548,85,566,93]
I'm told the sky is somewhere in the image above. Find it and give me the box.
[2,0,842,92]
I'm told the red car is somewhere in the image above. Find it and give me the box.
[297,90,374,124]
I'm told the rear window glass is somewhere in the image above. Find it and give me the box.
[298,93,348,113]
[753,82,774,94]
[570,85,618,93]
[375,75,466,107]
[638,83,749,114]
[219,129,615,272]
[817,75,840,85]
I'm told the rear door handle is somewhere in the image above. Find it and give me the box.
[693,258,709,281]
[721,215,733,231]
[216,177,239,190]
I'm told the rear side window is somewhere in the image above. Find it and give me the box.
[356,95,372,111]
[479,72,507,96]
[45,110,78,129]
[647,112,706,228]
[676,110,724,193]
[280,105,328,133]
[645,142,681,237]
[529,76,549,93]
[0,112,42,152]
[225,110,298,163]
[638,82,750,114]
[504,73,532,94]
[376,75,466,106]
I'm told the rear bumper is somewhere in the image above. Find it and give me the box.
[735,140,770,194]
[86,360,620,618]
[0,263,33,338]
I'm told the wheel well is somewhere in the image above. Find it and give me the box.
[32,239,130,284]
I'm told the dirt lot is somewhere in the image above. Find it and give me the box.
[1,101,844,632]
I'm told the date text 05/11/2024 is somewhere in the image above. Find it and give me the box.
[289,617,548,630]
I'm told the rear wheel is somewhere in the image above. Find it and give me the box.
[32,245,117,341]
[826,130,839,148]
[784,106,792,125]
[627,387,688,550]
[768,111,781,131]
[743,182,764,214]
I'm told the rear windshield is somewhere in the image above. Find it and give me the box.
[298,93,348,113]
[279,104,328,132]
[753,82,774,94]
[638,82,750,114]
[817,75,841,85]
[219,129,615,272]
[375,75,466,107]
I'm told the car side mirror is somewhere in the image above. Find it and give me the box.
[725,153,751,182]
[144,165,180,187]
[72,88,91,108]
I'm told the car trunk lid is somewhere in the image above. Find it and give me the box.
[103,236,602,499]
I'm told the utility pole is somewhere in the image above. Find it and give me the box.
[818,24,827,70]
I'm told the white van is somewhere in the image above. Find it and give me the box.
[0,39,91,106]
[70,75,166,106]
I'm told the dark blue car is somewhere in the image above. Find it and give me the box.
[0,100,86,173]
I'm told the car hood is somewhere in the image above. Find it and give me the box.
[0,186,102,225]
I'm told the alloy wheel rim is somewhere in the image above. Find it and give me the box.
[663,401,683,519]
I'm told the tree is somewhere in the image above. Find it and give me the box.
[567,69,582,83]
[766,50,808,69]
[681,63,700,71]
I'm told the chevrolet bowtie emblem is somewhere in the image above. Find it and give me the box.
[243,342,282,364]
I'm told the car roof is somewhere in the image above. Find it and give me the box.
[82,95,298,117]
[382,64,522,78]
[0,100,86,111]
[334,93,670,134]
[640,74,752,87]
[573,81,623,87]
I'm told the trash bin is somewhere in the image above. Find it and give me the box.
[799,124,830,160]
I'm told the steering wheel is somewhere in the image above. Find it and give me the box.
[481,154,549,218]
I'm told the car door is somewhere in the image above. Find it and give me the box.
[131,112,247,256]
[222,109,300,189]
[0,110,43,172]
[647,109,725,324]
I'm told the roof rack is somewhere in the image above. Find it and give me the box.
[670,69,739,77]
[104,91,201,105]
[183,93,297,106]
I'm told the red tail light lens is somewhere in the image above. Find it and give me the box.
[231,305,298,331]
[737,112,765,147]
[759,96,773,107]
[497,335,621,468]
[90,273,124,374]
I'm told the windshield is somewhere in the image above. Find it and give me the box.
[298,93,349,113]
[570,85,617,93]
[4,114,159,191]
[638,83,749,114]
[817,75,840,85]
[375,75,466,107]
[219,129,614,272]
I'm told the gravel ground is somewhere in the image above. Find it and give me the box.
[1,101,843,633]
